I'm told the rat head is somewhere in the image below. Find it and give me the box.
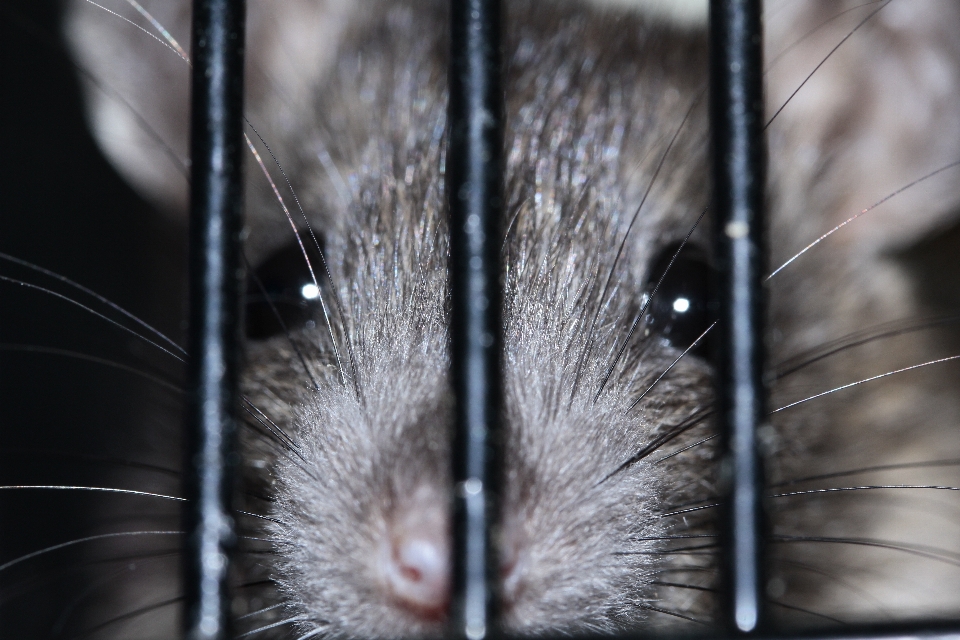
[65,0,960,636]
[239,3,713,634]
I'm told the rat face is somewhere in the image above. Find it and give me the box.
[4,0,958,637]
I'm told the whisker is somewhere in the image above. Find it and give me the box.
[769,600,846,625]
[650,580,716,593]
[243,132,347,387]
[617,543,720,556]
[771,485,960,499]
[237,510,284,525]
[764,0,891,129]
[5,3,188,181]
[0,343,182,393]
[0,275,184,362]
[121,0,190,62]
[653,434,718,464]
[658,503,720,520]
[635,603,709,626]
[295,628,327,640]
[241,398,306,460]
[773,314,960,380]
[0,251,185,354]
[627,321,716,413]
[596,198,706,399]
[585,90,705,398]
[237,615,308,637]
[237,603,284,621]
[81,0,186,63]
[0,531,183,574]
[633,534,718,542]
[599,408,713,483]
[51,565,132,636]
[770,355,960,414]
[236,579,277,590]
[772,535,960,567]
[767,160,960,279]
[772,557,894,617]
[0,549,181,609]
[315,145,351,207]
[655,567,717,576]
[774,459,960,488]
[240,410,312,471]
[765,1,883,71]
[0,448,180,478]
[70,595,183,639]
[244,123,362,401]
[0,486,184,501]
[245,256,320,391]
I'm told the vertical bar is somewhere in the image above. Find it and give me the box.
[184,1,246,639]
[709,0,767,634]
[447,0,504,638]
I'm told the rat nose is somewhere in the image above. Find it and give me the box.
[381,487,450,619]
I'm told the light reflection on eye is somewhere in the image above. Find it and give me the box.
[672,297,690,313]
[301,283,320,300]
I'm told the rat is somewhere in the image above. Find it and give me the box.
[4,0,959,637]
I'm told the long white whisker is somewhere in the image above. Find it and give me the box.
[0,275,184,362]
[0,251,186,354]
[316,145,351,207]
[82,0,187,62]
[0,485,184,501]
[243,133,346,386]
[246,123,361,400]
[238,603,284,621]
[0,343,182,392]
[771,485,960,499]
[238,615,308,637]
[768,159,960,279]
[627,321,716,413]
[295,628,327,640]
[771,354,960,414]
[0,531,182,573]
[122,0,190,62]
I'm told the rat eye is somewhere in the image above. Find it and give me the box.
[644,243,713,356]
[246,241,322,340]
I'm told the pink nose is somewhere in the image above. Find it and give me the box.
[381,488,450,619]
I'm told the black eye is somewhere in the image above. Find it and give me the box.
[644,243,713,356]
[246,242,322,340]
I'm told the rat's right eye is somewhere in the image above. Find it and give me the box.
[643,242,713,356]
[246,242,322,339]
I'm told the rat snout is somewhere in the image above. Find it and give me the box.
[381,486,450,620]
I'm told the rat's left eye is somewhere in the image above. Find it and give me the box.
[246,242,322,340]
[644,243,713,356]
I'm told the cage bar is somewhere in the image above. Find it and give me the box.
[447,0,506,637]
[184,1,246,639]
[709,0,767,634]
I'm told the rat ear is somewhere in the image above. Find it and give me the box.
[65,0,193,217]
[64,0,354,218]
[765,0,960,252]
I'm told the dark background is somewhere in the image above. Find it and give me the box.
[0,0,186,635]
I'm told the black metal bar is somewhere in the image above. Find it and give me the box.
[184,1,246,639]
[447,0,505,637]
[709,0,767,634]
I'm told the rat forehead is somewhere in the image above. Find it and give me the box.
[241,0,710,264]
